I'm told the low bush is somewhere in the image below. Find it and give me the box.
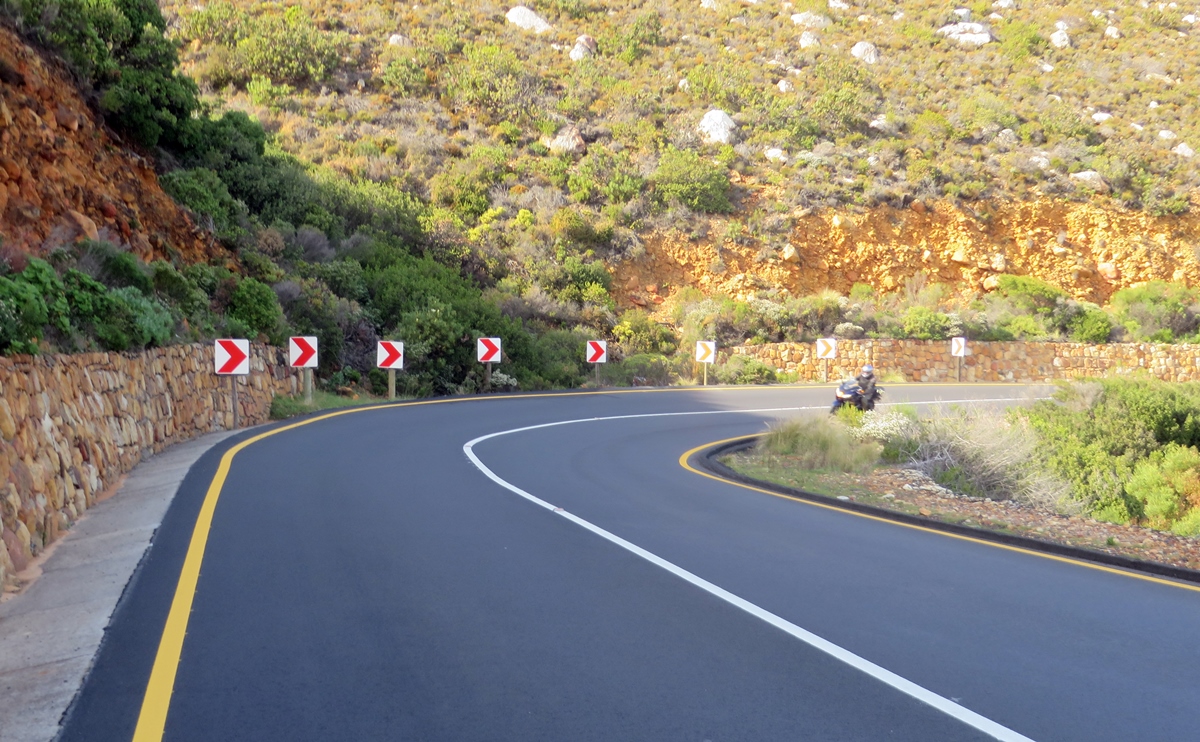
[652,146,732,213]
[715,355,777,385]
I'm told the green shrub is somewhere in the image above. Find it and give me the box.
[652,146,732,213]
[614,310,677,355]
[161,168,248,242]
[995,274,1067,314]
[1125,443,1200,529]
[380,58,427,96]
[227,277,283,339]
[0,274,48,354]
[1070,308,1113,343]
[1109,281,1199,341]
[715,355,777,385]
[95,287,174,351]
[902,306,955,340]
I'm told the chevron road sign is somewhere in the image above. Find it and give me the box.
[289,336,318,368]
[214,339,249,375]
[377,341,404,369]
[815,338,837,360]
[587,340,608,363]
[951,337,968,357]
[695,341,716,364]
[477,337,502,363]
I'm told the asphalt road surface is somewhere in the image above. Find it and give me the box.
[61,385,1200,742]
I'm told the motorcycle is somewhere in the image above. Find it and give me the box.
[830,380,883,413]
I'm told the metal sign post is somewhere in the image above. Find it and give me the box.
[815,338,837,383]
[587,340,607,388]
[951,336,968,382]
[695,341,716,385]
[215,339,250,431]
[377,341,404,400]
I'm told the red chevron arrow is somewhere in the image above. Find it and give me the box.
[478,337,500,363]
[217,339,247,374]
[587,341,606,363]
[290,337,316,367]
[380,342,403,368]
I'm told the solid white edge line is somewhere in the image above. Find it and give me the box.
[462,402,1038,742]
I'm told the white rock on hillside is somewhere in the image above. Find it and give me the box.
[1105,25,1121,38]
[953,8,972,19]
[778,79,795,92]
[548,126,586,154]
[851,41,879,63]
[678,78,691,92]
[1159,129,1178,140]
[387,34,411,47]
[1184,14,1197,24]
[791,11,831,28]
[698,109,738,144]
[993,0,1014,7]
[1070,170,1109,193]
[701,0,718,8]
[570,34,597,61]
[1050,29,1071,48]
[1174,142,1195,158]
[937,22,993,45]
[764,147,787,162]
[506,6,552,33]
[799,30,820,48]
[1092,112,1112,122]
[1030,153,1051,170]
[868,115,897,135]
[829,0,849,9]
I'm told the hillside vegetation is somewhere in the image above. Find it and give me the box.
[5,0,1200,393]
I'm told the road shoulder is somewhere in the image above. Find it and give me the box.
[0,430,239,742]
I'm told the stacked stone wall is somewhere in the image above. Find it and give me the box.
[1,344,297,589]
[729,340,1200,383]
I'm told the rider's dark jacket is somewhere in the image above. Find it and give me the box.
[856,373,877,398]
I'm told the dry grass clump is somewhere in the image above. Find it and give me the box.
[760,416,881,473]
[908,406,1075,512]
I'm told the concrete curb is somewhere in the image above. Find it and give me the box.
[0,429,241,742]
[698,436,1200,587]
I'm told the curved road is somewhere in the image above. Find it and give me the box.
[61,385,1200,741]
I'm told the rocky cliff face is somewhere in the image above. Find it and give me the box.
[0,25,221,266]
[615,196,1200,309]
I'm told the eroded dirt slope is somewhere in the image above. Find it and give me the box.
[0,25,221,265]
[615,197,1200,308]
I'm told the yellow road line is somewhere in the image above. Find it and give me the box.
[678,436,1200,595]
[131,383,1048,741]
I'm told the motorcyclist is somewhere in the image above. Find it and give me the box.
[856,364,878,404]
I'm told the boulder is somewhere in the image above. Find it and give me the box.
[1098,263,1119,281]
[701,0,718,8]
[799,31,820,48]
[678,78,691,92]
[868,115,897,136]
[387,34,411,46]
[67,209,99,241]
[990,254,1007,272]
[548,126,586,154]
[1174,142,1195,159]
[829,0,849,9]
[764,147,787,162]
[570,34,597,61]
[1092,112,1112,123]
[851,41,879,64]
[791,11,831,28]
[781,244,800,263]
[993,0,1014,7]
[953,8,972,20]
[983,275,1000,290]
[936,22,993,46]
[1159,129,1177,140]
[1050,29,1071,48]
[1069,170,1109,194]
[697,109,737,144]
[777,79,795,93]
[506,6,552,34]
[951,248,970,265]
[1104,25,1120,39]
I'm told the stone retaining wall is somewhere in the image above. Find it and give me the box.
[729,340,1200,383]
[1,344,298,589]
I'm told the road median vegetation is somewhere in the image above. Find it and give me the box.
[722,379,1200,571]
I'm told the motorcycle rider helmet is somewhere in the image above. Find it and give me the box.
[861,364,874,378]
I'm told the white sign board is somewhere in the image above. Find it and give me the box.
[214,339,249,375]
[288,336,318,368]
[695,341,716,364]
[951,337,968,357]
[377,341,404,369]
[815,338,837,360]
[586,340,607,364]
[477,337,502,363]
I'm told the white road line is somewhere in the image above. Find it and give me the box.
[463,402,1038,742]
